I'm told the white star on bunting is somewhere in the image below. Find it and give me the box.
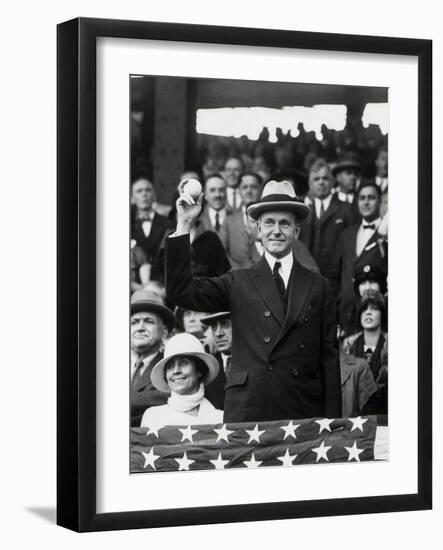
[141,447,159,470]
[179,425,198,443]
[312,440,332,462]
[349,416,368,432]
[345,441,365,462]
[145,426,160,438]
[174,452,195,471]
[209,452,230,469]
[213,424,234,443]
[243,453,263,468]
[315,418,334,433]
[245,424,265,444]
[280,420,300,440]
[277,448,298,467]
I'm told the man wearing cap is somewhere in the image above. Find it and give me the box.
[333,153,362,224]
[333,153,361,205]
[130,289,176,426]
[200,312,233,410]
[338,181,387,334]
[165,179,341,423]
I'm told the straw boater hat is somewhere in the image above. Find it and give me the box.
[246,180,311,221]
[200,311,231,326]
[130,289,176,331]
[150,332,220,393]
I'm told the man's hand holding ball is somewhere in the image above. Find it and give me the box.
[175,178,203,234]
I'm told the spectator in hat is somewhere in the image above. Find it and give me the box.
[333,153,361,205]
[130,290,176,426]
[299,158,353,297]
[140,333,223,428]
[342,290,388,415]
[340,263,388,337]
[338,180,387,334]
[165,178,342,423]
[200,312,233,410]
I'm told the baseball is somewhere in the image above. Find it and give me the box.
[181,178,202,199]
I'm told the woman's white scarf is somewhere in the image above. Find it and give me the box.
[168,383,205,413]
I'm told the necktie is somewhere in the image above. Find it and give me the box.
[363,223,375,230]
[224,355,232,375]
[215,211,220,231]
[273,261,286,303]
[364,348,373,363]
[319,200,325,218]
[132,357,144,389]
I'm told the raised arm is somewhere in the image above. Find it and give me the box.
[166,186,232,312]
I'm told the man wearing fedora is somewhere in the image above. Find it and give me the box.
[333,153,361,205]
[165,179,341,423]
[200,311,233,410]
[130,289,176,426]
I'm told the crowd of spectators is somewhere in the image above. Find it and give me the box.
[130,121,389,427]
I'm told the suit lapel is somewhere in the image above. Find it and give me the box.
[346,225,359,263]
[134,352,162,392]
[356,230,381,260]
[319,195,340,226]
[275,260,313,346]
[248,257,285,325]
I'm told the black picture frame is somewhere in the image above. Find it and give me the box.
[57,17,432,532]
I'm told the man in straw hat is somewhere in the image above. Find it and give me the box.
[130,289,175,426]
[165,179,341,422]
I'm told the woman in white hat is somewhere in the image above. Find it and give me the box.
[140,332,223,428]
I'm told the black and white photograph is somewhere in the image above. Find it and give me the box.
[129,75,389,473]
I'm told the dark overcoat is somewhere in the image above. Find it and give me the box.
[166,235,342,422]
[299,195,353,296]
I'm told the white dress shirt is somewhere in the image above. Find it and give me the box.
[139,211,154,237]
[264,251,293,288]
[208,206,227,228]
[337,190,354,204]
[221,353,231,372]
[314,194,333,218]
[375,176,388,192]
[356,217,381,257]
[226,186,240,210]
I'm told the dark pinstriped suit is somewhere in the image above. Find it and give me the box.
[166,235,341,422]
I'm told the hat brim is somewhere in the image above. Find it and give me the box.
[131,301,176,331]
[200,311,231,325]
[247,200,310,221]
[151,351,220,393]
